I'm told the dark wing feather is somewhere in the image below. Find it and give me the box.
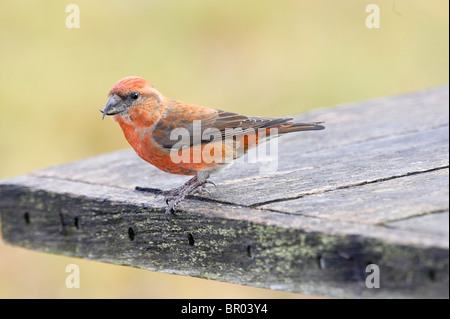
[152,100,324,150]
[213,110,295,140]
[151,99,217,149]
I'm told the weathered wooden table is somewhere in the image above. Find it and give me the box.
[1,86,448,298]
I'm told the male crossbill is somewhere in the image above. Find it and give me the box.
[102,76,324,216]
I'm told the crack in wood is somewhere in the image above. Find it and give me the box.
[378,209,449,226]
[249,165,450,208]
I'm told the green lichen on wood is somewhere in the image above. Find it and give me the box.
[0,185,448,298]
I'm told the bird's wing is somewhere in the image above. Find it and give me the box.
[151,99,320,150]
[151,99,217,149]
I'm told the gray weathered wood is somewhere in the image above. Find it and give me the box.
[0,86,448,298]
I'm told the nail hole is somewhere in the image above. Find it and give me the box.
[128,227,135,241]
[318,255,326,270]
[246,245,253,259]
[187,233,195,246]
[73,217,79,229]
[58,212,65,235]
[428,270,436,282]
[23,212,30,224]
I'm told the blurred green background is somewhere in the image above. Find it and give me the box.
[0,0,448,298]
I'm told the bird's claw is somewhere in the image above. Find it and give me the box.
[164,203,176,222]
[164,194,184,223]
[205,180,218,189]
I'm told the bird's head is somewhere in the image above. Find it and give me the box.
[101,76,163,121]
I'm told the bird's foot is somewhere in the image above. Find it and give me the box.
[163,174,212,219]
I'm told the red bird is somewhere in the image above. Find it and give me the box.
[102,76,324,217]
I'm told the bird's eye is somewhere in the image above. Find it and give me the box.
[131,92,139,100]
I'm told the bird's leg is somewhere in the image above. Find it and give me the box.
[163,171,211,217]
[162,176,200,204]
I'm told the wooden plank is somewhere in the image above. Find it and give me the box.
[0,176,447,298]
[261,168,449,225]
[0,86,448,298]
[387,211,449,238]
